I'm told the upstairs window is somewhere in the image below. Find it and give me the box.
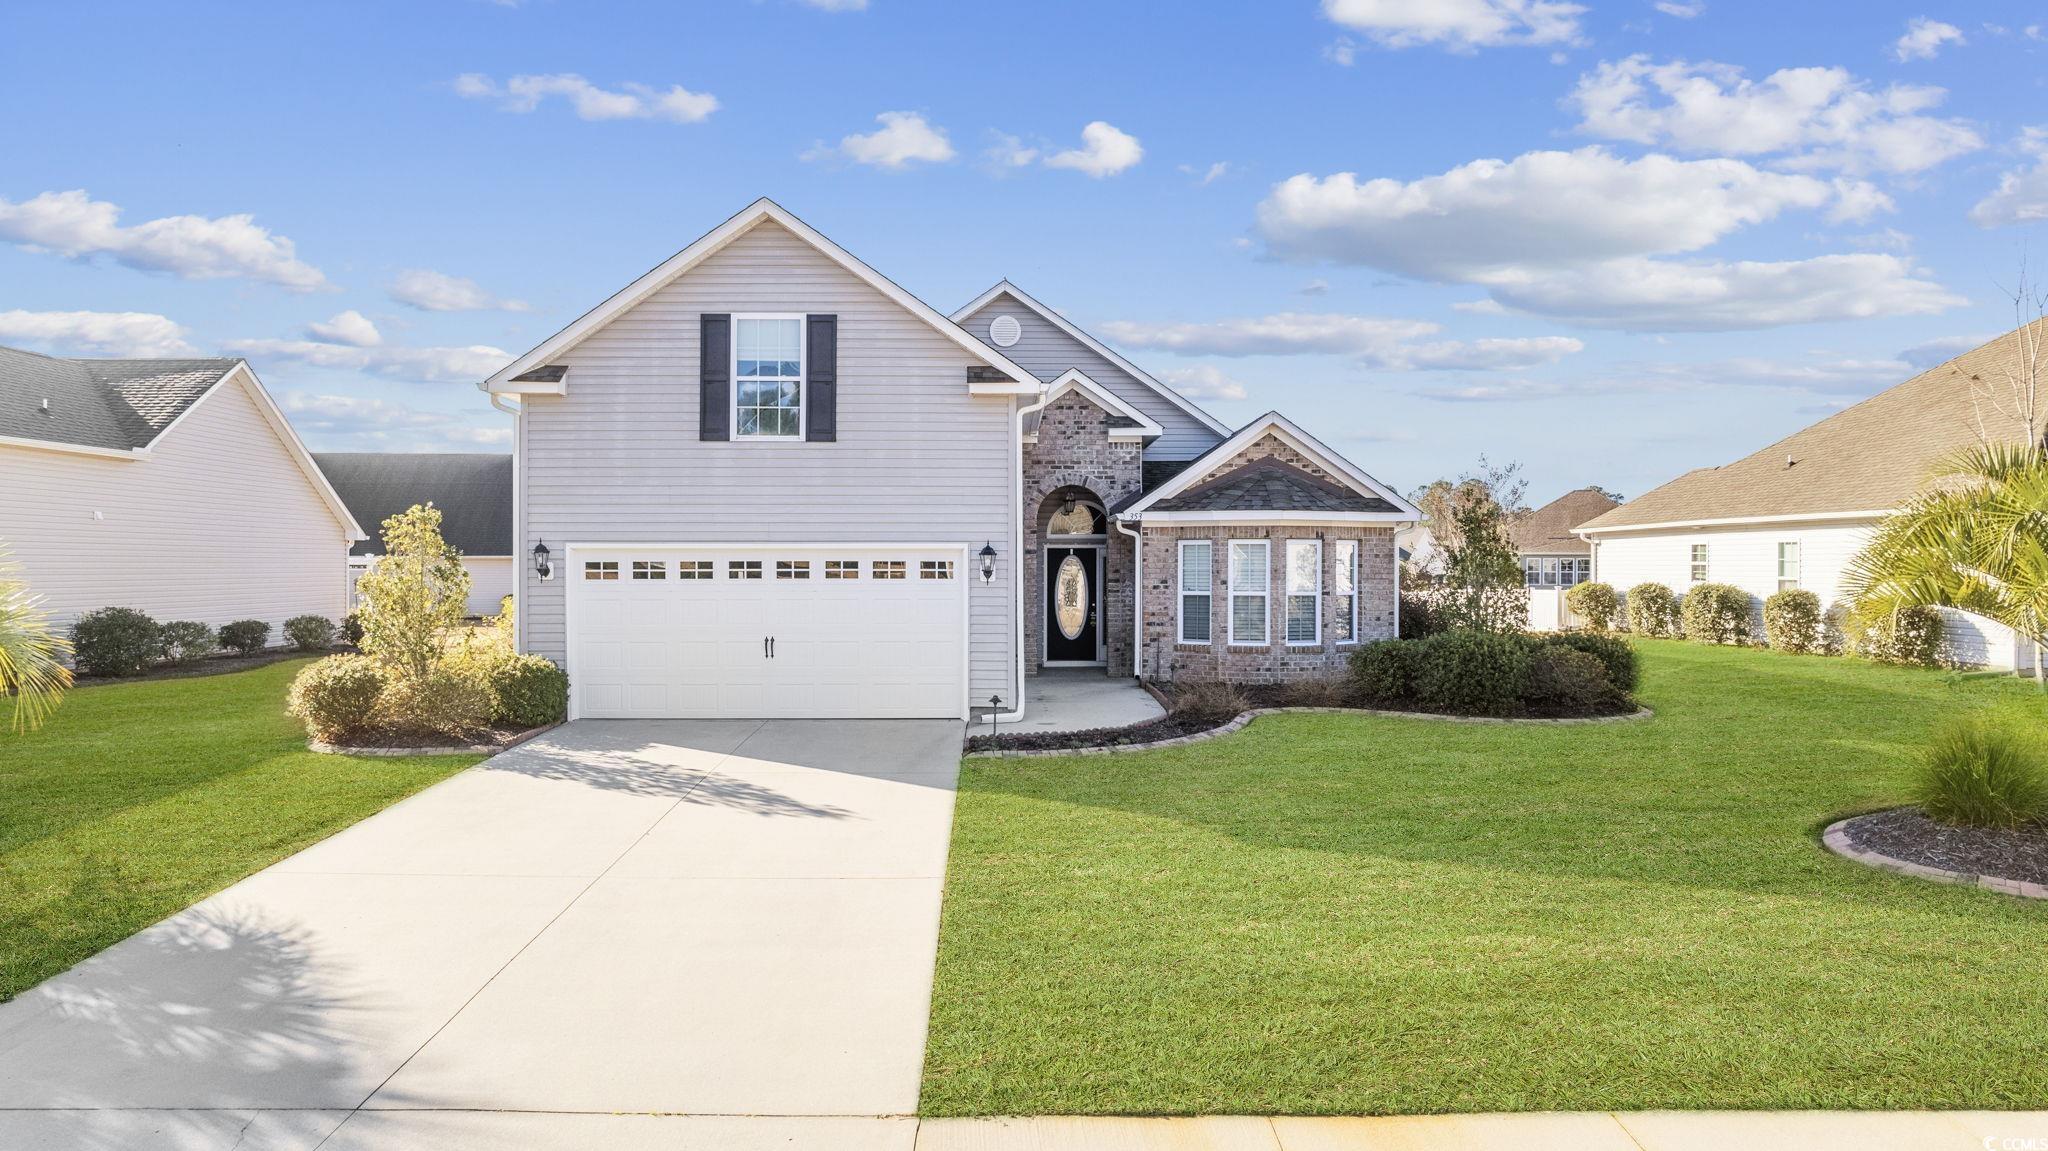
[734,316,803,439]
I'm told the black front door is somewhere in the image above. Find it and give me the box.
[1044,546,1100,662]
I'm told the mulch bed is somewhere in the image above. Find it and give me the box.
[1839,807,2048,886]
[319,722,545,754]
[72,648,327,686]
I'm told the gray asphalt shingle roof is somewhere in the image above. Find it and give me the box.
[313,453,514,558]
[0,345,240,452]
[1147,457,1399,514]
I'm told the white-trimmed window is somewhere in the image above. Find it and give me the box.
[729,560,762,579]
[1285,539,1321,646]
[776,559,810,580]
[1690,544,1709,583]
[584,561,618,581]
[824,559,858,579]
[1333,539,1358,644]
[1228,539,1269,646]
[920,560,954,580]
[873,560,906,580]
[1777,541,1801,591]
[1178,540,1212,645]
[733,315,803,439]
[678,560,713,580]
[632,560,666,580]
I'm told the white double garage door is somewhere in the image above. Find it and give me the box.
[567,545,969,720]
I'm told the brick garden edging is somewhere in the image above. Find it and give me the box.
[309,721,561,759]
[1822,814,2048,899]
[965,704,1655,759]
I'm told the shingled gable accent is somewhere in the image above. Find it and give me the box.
[1116,412,1419,522]
[480,198,1036,397]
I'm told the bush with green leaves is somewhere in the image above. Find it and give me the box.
[490,653,569,727]
[356,504,472,682]
[340,611,364,646]
[1524,644,1620,714]
[1397,591,1447,639]
[1624,582,1681,637]
[1412,630,1530,717]
[286,654,388,743]
[216,619,271,655]
[1843,604,1947,668]
[1763,589,1824,653]
[375,666,494,740]
[1546,630,1638,694]
[1914,709,2048,829]
[71,607,162,677]
[157,620,217,664]
[1563,581,1619,631]
[1351,639,1421,704]
[284,614,336,652]
[1680,583,1751,646]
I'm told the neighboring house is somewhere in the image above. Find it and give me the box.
[313,453,515,617]
[1395,521,1443,576]
[478,198,1419,721]
[1514,487,1618,631]
[0,345,362,640]
[1576,323,2043,668]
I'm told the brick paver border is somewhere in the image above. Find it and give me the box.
[967,704,1654,759]
[1822,813,2048,899]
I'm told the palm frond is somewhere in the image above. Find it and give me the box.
[0,546,72,733]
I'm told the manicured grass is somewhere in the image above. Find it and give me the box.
[0,659,476,1001]
[923,641,2048,1115]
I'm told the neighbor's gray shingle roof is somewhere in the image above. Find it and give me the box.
[0,345,240,452]
[1148,457,1399,514]
[1579,321,2047,533]
[1512,487,1619,556]
[313,453,514,558]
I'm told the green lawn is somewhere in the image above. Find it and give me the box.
[0,659,476,1001]
[923,641,2048,1116]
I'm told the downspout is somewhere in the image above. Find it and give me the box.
[992,384,1055,724]
[1393,523,1404,638]
[1114,516,1143,680]
[491,392,524,654]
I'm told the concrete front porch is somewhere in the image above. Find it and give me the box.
[974,667,1166,736]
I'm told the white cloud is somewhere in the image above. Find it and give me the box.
[1894,17,1965,61]
[279,391,512,451]
[1044,122,1144,178]
[1897,333,1994,368]
[226,335,511,384]
[1324,37,1359,66]
[1482,253,1963,331]
[388,268,531,312]
[1320,0,1586,51]
[0,309,197,357]
[1567,56,1982,175]
[1101,312,1584,369]
[455,72,717,123]
[1156,365,1250,401]
[807,112,955,169]
[1654,1,1704,17]
[799,0,867,9]
[1414,377,1573,402]
[0,190,327,291]
[1451,298,1509,314]
[1970,128,2048,228]
[1826,177,1894,223]
[1180,161,1233,186]
[1297,279,1332,297]
[305,310,381,348]
[984,133,1039,170]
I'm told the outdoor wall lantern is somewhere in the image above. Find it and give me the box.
[532,539,554,582]
[978,542,998,584]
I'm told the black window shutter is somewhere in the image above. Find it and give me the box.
[700,313,731,441]
[806,313,838,443]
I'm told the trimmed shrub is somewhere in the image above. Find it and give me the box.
[217,619,271,655]
[1843,604,1947,667]
[1524,645,1620,714]
[1351,639,1421,704]
[285,614,336,652]
[340,611,364,646]
[1412,630,1529,717]
[1564,581,1619,631]
[157,620,217,665]
[1624,582,1681,637]
[487,653,568,727]
[1546,630,1639,694]
[376,667,494,740]
[1680,583,1751,645]
[1763,589,1824,653]
[1915,710,2048,829]
[286,654,388,743]
[1171,679,1252,725]
[1398,591,1447,639]
[71,607,161,677]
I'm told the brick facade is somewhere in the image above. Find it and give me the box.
[1021,390,1142,676]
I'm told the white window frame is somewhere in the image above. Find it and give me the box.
[1777,541,1801,591]
[731,313,806,441]
[1285,538,1322,647]
[1690,543,1709,583]
[1333,539,1358,645]
[1178,539,1213,646]
[1227,539,1270,647]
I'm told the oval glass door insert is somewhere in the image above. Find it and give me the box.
[1055,555,1088,640]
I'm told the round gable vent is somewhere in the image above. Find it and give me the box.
[988,314,1022,347]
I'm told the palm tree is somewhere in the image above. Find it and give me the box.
[1845,442,2048,687]
[0,544,72,731]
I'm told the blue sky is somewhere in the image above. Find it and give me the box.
[5,0,2046,505]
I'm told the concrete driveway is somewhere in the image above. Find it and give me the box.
[0,719,961,1150]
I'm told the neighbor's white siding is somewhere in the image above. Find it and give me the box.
[519,220,1017,702]
[1590,519,2023,669]
[1,373,352,639]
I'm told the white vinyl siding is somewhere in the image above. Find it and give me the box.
[1333,539,1357,644]
[0,372,351,640]
[518,219,1016,702]
[1228,539,1269,646]
[1285,539,1320,646]
[1179,539,1212,644]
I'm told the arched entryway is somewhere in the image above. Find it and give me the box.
[1039,487,1107,666]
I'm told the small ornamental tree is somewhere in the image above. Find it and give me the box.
[1564,581,1619,631]
[1435,498,1530,634]
[355,503,472,683]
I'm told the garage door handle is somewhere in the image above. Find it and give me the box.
[764,636,770,659]
[769,636,776,659]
